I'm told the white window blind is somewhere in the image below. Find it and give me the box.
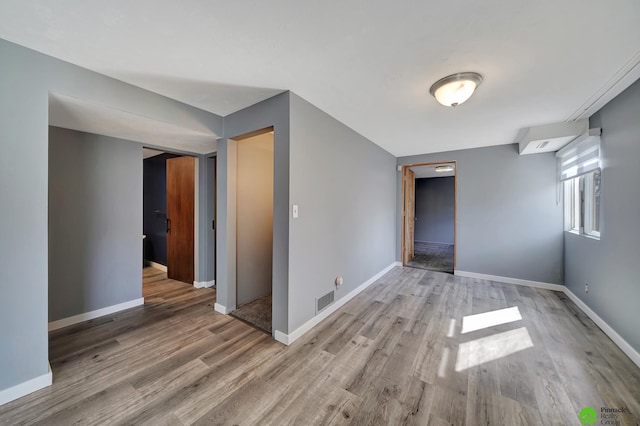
[556,130,601,181]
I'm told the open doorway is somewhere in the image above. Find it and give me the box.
[402,162,456,274]
[143,149,197,285]
[47,92,218,347]
[228,128,274,334]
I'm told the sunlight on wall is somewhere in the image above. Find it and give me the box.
[455,327,533,371]
[461,306,522,334]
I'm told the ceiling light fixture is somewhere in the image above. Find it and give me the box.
[429,72,483,107]
[435,165,454,173]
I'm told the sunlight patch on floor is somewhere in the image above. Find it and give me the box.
[438,347,450,378]
[447,318,456,338]
[455,327,533,371]
[461,306,522,334]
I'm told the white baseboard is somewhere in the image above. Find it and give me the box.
[454,270,565,292]
[273,330,290,345]
[0,363,52,406]
[146,261,167,272]
[274,261,399,346]
[48,298,145,332]
[194,280,215,289]
[453,269,640,369]
[214,303,232,315]
[563,287,640,369]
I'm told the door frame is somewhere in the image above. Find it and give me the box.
[402,167,416,264]
[209,155,217,286]
[400,161,457,269]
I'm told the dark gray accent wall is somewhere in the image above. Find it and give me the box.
[565,78,640,353]
[218,92,290,333]
[414,177,455,244]
[288,94,397,332]
[49,127,143,321]
[398,144,563,284]
[0,38,221,393]
[143,153,178,265]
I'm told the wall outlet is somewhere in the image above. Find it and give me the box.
[584,284,589,294]
[335,276,343,288]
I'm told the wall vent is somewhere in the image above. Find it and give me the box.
[316,291,335,313]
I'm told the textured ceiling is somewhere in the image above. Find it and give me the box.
[2,1,639,156]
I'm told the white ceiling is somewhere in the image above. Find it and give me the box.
[411,163,455,179]
[4,1,640,156]
[49,93,218,154]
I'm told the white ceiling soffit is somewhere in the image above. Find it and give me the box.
[411,163,455,179]
[518,119,588,155]
[3,1,640,157]
[143,148,165,159]
[49,93,218,154]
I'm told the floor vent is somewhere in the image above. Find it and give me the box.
[316,291,335,313]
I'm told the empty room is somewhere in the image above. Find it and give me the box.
[1,2,639,425]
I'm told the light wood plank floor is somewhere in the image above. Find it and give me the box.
[1,267,639,425]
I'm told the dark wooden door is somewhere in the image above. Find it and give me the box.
[166,156,195,284]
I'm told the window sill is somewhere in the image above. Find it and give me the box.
[565,230,600,241]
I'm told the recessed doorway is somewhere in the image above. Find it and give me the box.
[401,162,456,274]
[228,128,274,334]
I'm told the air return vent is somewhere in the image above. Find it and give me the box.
[316,291,335,313]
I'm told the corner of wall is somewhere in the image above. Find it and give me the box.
[0,363,52,407]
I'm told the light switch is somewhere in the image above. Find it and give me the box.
[292,205,299,218]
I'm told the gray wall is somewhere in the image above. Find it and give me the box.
[236,133,274,305]
[414,177,455,244]
[196,154,216,284]
[288,94,397,332]
[565,78,640,353]
[200,155,216,283]
[218,92,290,333]
[49,127,143,321]
[398,144,563,284]
[0,38,221,393]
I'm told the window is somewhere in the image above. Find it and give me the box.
[558,130,601,239]
[563,170,600,238]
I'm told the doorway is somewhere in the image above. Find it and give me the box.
[229,128,274,334]
[143,150,197,285]
[402,162,456,274]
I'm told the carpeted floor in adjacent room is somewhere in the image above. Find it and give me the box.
[407,241,454,274]
[230,295,272,334]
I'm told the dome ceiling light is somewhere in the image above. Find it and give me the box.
[435,165,454,173]
[429,72,483,107]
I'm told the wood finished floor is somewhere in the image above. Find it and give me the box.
[1,267,639,425]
